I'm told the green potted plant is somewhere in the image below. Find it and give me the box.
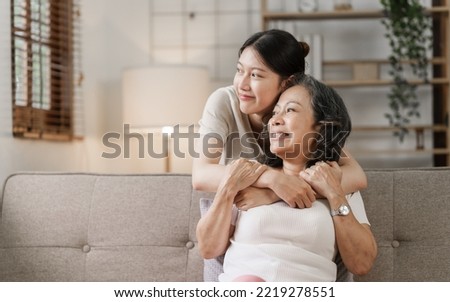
[380,0,433,141]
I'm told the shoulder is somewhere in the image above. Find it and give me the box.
[204,86,238,110]
[201,85,241,124]
[199,86,238,136]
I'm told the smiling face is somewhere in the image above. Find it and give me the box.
[233,47,283,118]
[269,85,317,166]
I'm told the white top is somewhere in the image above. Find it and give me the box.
[219,191,370,282]
[198,86,266,164]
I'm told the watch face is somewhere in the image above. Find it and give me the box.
[299,0,318,12]
[339,205,350,216]
[331,204,351,216]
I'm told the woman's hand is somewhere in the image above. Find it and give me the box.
[220,159,267,194]
[300,161,344,200]
[234,187,279,211]
[257,169,315,208]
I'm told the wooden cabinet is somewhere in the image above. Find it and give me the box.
[261,0,450,166]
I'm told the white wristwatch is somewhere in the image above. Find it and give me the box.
[331,204,351,217]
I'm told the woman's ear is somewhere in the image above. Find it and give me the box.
[314,122,323,132]
[280,75,295,92]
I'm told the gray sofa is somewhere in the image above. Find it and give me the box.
[1,168,449,281]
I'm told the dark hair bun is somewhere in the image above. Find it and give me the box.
[299,41,310,58]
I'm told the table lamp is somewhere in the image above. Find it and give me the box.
[122,65,209,172]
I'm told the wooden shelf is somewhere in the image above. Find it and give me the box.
[325,77,449,87]
[350,148,450,156]
[352,125,448,132]
[324,57,447,66]
[263,10,384,21]
[352,125,448,152]
[262,7,449,23]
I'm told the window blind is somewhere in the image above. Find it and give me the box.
[11,0,83,140]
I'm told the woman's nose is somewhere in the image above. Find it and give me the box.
[270,114,284,126]
[238,75,250,91]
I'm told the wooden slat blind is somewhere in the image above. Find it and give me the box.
[11,0,83,140]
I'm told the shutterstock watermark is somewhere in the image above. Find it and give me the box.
[102,124,199,159]
[101,124,349,161]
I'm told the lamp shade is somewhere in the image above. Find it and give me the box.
[122,65,210,129]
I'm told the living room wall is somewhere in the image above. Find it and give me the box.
[0,0,436,197]
[0,0,88,196]
[0,0,165,198]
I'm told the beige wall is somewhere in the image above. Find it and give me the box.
[0,1,90,193]
[0,0,165,197]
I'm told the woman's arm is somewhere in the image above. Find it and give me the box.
[192,88,232,192]
[192,135,225,192]
[196,159,267,259]
[196,183,237,259]
[338,148,367,193]
[252,168,316,208]
[300,162,377,276]
[192,139,280,209]
[194,154,316,209]
[330,208,377,275]
[234,187,279,211]
[192,134,315,209]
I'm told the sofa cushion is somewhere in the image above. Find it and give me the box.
[355,168,450,281]
[0,173,203,281]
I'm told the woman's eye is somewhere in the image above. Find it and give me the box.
[287,108,295,112]
[251,72,260,78]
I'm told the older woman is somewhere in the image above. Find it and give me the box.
[196,74,377,282]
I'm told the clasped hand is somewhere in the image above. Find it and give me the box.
[220,159,267,194]
[231,161,344,210]
[300,161,344,201]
